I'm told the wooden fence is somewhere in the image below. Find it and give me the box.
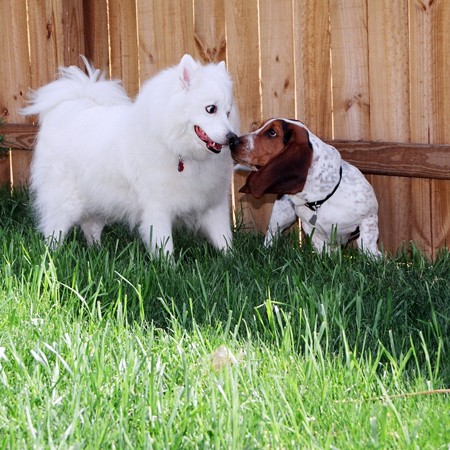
[1,0,449,258]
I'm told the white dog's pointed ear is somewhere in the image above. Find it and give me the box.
[179,54,197,89]
[218,61,226,70]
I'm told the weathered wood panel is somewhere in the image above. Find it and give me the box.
[237,0,297,234]
[83,1,109,72]
[0,0,30,123]
[0,0,32,187]
[294,0,332,139]
[194,0,226,64]
[226,0,263,231]
[367,1,413,255]
[137,0,196,81]
[108,0,139,96]
[330,0,370,141]
[334,141,450,180]
[430,0,450,254]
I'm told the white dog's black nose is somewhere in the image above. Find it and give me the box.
[227,132,240,150]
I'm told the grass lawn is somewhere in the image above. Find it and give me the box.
[0,188,449,448]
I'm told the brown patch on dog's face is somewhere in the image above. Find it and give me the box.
[232,119,314,198]
[231,119,291,167]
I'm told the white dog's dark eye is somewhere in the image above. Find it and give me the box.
[266,128,277,138]
[206,105,217,114]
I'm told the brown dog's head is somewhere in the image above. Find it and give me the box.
[230,118,313,199]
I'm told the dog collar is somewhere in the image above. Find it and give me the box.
[305,166,343,212]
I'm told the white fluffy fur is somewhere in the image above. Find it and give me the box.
[22,55,239,255]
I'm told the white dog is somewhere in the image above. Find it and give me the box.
[22,55,239,256]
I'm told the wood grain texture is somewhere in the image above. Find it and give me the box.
[83,0,109,72]
[409,1,434,257]
[225,0,264,231]
[429,0,450,254]
[194,0,226,63]
[333,141,450,179]
[136,0,196,80]
[246,0,297,233]
[10,151,32,187]
[0,153,11,187]
[27,1,85,88]
[27,0,65,90]
[0,0,31,123]
[368,1,412,255]
[330,0,370,140]
[108,0,139,96]
[62,0,85,67]
[1,124,37,151]
[294,0,332,139]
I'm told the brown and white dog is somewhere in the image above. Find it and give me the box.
[230,118,381,256]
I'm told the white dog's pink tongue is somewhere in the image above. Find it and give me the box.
[208,141,222,152]
[195,126,222,153]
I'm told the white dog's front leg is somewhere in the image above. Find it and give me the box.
[199,203,233,252]
[264,196,297,247]
[139,212,174,256]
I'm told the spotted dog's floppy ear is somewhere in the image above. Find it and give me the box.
[239,124,313,199]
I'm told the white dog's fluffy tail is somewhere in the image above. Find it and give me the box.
[21,56,130,119]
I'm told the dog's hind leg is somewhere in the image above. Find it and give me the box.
[80,217,105,246]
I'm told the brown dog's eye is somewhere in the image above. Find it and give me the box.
[266,128,277,138]
[205,105,217,114]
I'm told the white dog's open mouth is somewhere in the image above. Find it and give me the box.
[194,126,223,153]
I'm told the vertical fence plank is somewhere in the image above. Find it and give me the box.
[194,0,226,64]
[409,1,434,257]
[226,0,263,231]
[430,1,450,254]
[63,0,85,67]
[0,0,31,186]
[0,0,29,186]
[27,0,63,89]
[0,0,30,124]
[83,0,109,72]
[137,0,196,81]
[259,0,295,119]
[330,0,370,140]
[0,153,10,187]
[19,0,85,187]
[27,1,84,89]
[294,0,332,139]
[108,0,139,96]
[241,0,297,234]
[330,0,377,250]
[367,1,411,255]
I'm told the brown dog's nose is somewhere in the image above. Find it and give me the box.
[227,132,240,150]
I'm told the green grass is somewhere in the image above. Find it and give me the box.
[1,188,449,448]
